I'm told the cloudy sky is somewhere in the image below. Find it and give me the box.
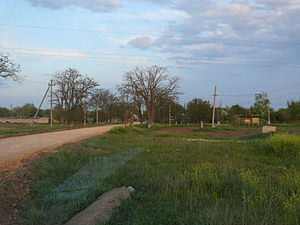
[0,0,299,109]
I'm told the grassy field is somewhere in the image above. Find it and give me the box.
[19,124,300,225]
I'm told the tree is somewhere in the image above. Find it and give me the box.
[287,100,300,121]
[155,99,186,124]
[0,53,21,81]
[53,68,99,124]
[120,65,180,127]
[186,98,211,123]
[250,91,270,119]
[226,104,250,122]
[0,107,11,117]
[90,89,119,122]
[11,103,37,118]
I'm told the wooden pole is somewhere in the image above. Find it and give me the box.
[168,102,171,125]
[212,86,217,128]
[268,107,271,125]
[50,80,53,127]
[96,106,99,124]
[33,83,50,122]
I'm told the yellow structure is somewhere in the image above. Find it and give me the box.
[237,117,260,125]
[252,118,260,125]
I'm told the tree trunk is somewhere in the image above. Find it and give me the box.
[147,105,155,128]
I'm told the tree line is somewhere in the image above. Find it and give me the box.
[1,52,300,125]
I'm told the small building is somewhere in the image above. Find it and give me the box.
[0,117,49,124]
[237,117,260,125]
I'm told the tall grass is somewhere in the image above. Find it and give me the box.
[264,133,300,158]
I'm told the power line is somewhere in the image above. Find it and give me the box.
[2,46,300,67]
[219,83,300,97]
[5,50,300,69]
[1,23,299,45]
[0,47,169,59]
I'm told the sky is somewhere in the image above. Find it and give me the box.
[0,0,299,109]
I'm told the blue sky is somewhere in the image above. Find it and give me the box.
[0,0,299,109]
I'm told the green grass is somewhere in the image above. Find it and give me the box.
[0,123,110,136]
[262,133,300,158]
[20,126,300,225]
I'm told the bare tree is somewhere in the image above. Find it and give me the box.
[53,68,99,124]
[0,53,22,81]
[90,89,117,111]
[90,88,118,122]
[118,84,145,123]
[120,65,180,128]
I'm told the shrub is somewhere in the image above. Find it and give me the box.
[109,126,129,135]
[264,133,300,158]
[109,126,145,135]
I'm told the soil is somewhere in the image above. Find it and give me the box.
[0,151,50,225]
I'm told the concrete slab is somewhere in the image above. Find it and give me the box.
[64,187,130,225]
[262,126,277,134]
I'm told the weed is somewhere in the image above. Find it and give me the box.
[264,133,300,158]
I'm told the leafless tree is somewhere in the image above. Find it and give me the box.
[120,65,180,127]
[90,89,118,111]
[118,84,145,123]
[90,88,119,122]
[53,68,99,124]
[0,53,22,81]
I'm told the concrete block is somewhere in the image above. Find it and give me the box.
[262,126,277,134]
[65,187,130,225]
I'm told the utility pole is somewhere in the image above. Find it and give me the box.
[50,80,54,127]
[84,109,86,126]
[268,106,271,125]
[211,86,217,128]
[96,106,99,124]
[33,83,51,122]
[168,102,171,125]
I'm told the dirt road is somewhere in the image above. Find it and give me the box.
[0,124,120,170]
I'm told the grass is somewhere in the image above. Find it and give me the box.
[20,125,300,225]
[261,133,300,158]
[0,122,111,136]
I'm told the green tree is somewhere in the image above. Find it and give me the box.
[250,91,270,119]
[155,100,186,124]
[0,107,11,117]
[12,103,37,118]
[186,98,211,123]
[287,100,300,121]
[223,104,250,122]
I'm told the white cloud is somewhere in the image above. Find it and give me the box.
[25,0,123,12]
[133,9,190,22]
[127,36,153,49]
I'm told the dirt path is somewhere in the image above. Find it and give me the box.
[0,124,120,171]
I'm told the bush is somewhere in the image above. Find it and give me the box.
[109,126,145,135]
[109,126,129,135]
[264,133,300,158]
